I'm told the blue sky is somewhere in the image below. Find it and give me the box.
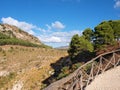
[0,0,120,47]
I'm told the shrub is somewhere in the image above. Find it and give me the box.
[71,63,83,71]
[57,66,70,80]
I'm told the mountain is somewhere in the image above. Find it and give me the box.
[0,24,41,45]
[56,46,69,50]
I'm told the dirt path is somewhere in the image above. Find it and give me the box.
[85,66,120,90]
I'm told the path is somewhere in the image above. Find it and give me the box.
[85,66,120,90]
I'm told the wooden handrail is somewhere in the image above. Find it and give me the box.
[44,49,120,90]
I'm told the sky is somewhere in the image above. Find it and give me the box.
[0,0,120,47]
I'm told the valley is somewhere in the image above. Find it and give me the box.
[0,45,68,90]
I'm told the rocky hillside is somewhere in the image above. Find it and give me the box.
[0,24,41,45]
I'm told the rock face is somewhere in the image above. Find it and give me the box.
[0,24,41,45]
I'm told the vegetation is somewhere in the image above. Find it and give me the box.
[0,72,16,89]
[68,20,120,61]
[0,45,67,89]
[57,66,70,80]
[68,34,94,60]
[55,20,120,81]
[94,21,115,49]
[0,32,51,48]
[82,28,93,41]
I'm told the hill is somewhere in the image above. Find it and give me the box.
[0,24,51,48]
[0,24,67,90]
[55,46,69,50]
[0,24,41,45]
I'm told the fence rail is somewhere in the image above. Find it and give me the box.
[44,49,120,90]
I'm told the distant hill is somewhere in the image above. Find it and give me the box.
[55,46,69,50]
[0,24,41,45]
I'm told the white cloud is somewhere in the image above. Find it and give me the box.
[52,30,82,37]
[114,0,120,8]
[38,30,82,44]
[39,36,62,43]
[1,17,82,47]
[1,17,36,35]
[52,21,65,30]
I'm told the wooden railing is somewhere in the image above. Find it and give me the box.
[44,49,120,90]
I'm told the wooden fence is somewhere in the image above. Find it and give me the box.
[44,49,120,90]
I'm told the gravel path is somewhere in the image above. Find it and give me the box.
[85,66,120,90]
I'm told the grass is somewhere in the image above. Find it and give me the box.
[0,72,16,89]
[0,45,68,90]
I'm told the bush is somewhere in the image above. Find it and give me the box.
[71,63,83,71]
[57,66,70,80]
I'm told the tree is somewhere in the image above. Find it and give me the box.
[82,28,93,41]
[109,20,120,41]
[68,34,94,59]
[68,34,81,58]
[93,21,115,48]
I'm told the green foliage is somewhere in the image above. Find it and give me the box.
[68,34,94,59]
[82,28,93,41]
[57,66,70,80]
[71,62,82,70]
[94,21,115,48]
[68,34,81,57]
[0,32,10,39]
[109,20,120,41]
[68,20,120,62]
[0,32,51,48]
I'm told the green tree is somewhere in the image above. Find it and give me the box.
[109,20,120,41]
[82,28,93,41]
[93,21,115,48]
[68,34,93,59]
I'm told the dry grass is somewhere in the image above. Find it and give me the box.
[0,45,68,90]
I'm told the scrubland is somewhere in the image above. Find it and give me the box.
[0,45,67,90]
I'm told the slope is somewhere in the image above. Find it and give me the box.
[0,45,68,90]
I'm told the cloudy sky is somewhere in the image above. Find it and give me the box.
[0,0,120,47]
